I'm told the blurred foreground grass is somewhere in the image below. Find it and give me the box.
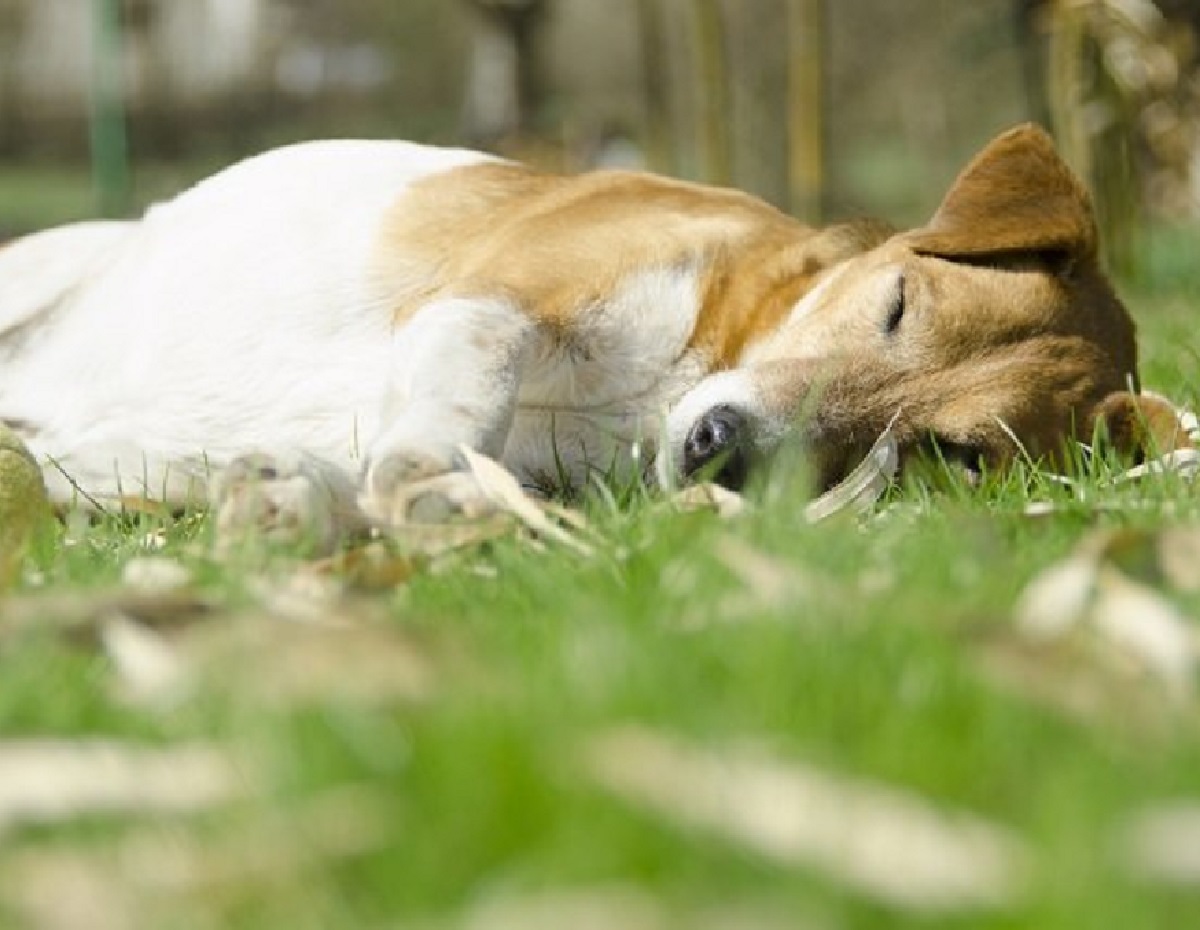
[1,164,1200,929]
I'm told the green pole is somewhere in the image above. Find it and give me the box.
[89,0,131,217]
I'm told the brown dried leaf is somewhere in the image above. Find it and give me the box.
[585,728,1026,913]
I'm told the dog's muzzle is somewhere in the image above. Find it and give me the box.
[683,404,750,489]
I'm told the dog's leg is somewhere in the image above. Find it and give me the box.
[361,297,535,525]
[210,450,366,554]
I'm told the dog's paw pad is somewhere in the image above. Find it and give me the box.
[212,453,338,554]
[363,451,454,500]
[360,458,498,528]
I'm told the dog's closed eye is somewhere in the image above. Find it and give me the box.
[884,274,906,334]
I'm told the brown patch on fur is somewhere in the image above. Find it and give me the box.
[911,124,1097,263]
[372,164,888,367]
[743,124,1142,485]
[1090,391,1195,460]
[373,125,1147,488]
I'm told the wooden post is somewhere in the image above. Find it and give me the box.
[1045,0,1092,191]
[786,0,825,222]
[89,0,131,217]
[635,0,675,174]
[461,0,549,146]
[1044,0,1137,272]
[690,0,732,185]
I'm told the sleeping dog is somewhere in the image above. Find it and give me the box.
[0,124,1187,543]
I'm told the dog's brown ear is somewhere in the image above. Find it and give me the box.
[1090,391,1196,462]
[911,124,1097,267]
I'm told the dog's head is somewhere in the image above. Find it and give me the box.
[666,124,1188,491]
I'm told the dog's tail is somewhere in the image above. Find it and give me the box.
[0,220,134,341]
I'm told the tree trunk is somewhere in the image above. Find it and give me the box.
[786,0,825,222]
[690,0,732,185]
[461,0,549,146]
[635,0,675,174]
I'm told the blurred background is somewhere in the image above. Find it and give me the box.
[1,0,1198,271]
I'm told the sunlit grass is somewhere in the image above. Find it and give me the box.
[2,219,1200,928]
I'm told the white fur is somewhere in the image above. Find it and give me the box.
[0,140,718,515]
[0,221,132,338]
[0,141,496,504]
[506,265,708,488]
[368,296,534,469]
[661,369,768,487]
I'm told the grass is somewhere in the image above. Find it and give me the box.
[2,215,1200,929]
[0,162,225,235]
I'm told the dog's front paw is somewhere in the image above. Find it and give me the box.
[360,451,498,527]
[212,453,346,554]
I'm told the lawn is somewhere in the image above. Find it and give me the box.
[1,216,1199,929]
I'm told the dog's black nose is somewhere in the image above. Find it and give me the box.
[683,404,749,489]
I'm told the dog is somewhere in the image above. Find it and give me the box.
[0,124,1188,546]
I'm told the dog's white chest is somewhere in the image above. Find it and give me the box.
[503,265,708,488]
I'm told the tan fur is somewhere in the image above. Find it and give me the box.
[374,125,1179,489]
[373,164,884,368]
[1091,392,1194,460]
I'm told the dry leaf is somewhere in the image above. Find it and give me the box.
[0,740,240,838]
[102,617,188,704]
[120,556,194,595]
[0,589,215,647]
[1013,531,1198,698]
[1,784,390,930]
[1157,528,1200,593]
[1089,570,1197,697]
[1014,552,1100,639]
[804,417,899,523]
[462,888,674,930]
[1112,447,1200,482]
[3,853,138,930]
[461,887,803,930]
[246,570,348,624]
[1024,440,1200,515]
[460,446,594,556]
[585,728,1026,913]
[667,483,748,519]
[307,541,421,589]
[182,615,436,707]
[381,514,516,560]
[706,537,821,620]
[1120,804,1200,886]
